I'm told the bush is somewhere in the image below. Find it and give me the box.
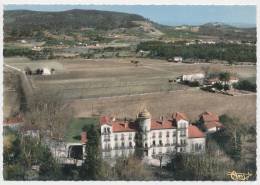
[213,82,223,90]
[233,80,256,92]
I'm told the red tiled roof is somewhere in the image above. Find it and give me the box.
[99,116,111,125]
[205,121,223,129]
[172,112,188,122]
[188,125,205,138]
[112,121,137,132]
[151,120,176,130]
[4,115,24,125]
[200,112,219,122]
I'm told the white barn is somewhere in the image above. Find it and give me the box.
[182,73,205,82]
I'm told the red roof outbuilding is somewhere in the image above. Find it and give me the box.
[200,112,219,122]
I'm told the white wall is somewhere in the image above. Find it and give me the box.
[187,137,206,153]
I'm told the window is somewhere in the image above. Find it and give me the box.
[152,132,156,138]
[180,147,186,152]
[195,143,202,152]
[159,132,162,138]
[173,131,176,137]
[179,122,186,128]
[145,143,148,148]
[129,133,132,140]
[166,139,170,145]
[159,140,163,146]
[152,140,156,146]
[103,128,107,133]
[114,134,118,141]
[121,134,124,140]
[104,135,110,142]
[129,142,132,148]
[166,131,169,137]
[107,128,110,133]
[121,142,125,148]
[180,130,186,137]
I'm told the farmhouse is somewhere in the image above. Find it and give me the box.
[100,109,205,159]
[173,56,183,62]
[204,76,239,86]
[182,73,205,83]
[199,112,223,133]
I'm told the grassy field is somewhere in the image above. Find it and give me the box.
[4,57,256,124]
[70,89,256,124]
[65,117,98,143]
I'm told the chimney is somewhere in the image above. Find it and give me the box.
[81,131,87,145]
[124,122,128,128]
[160,115,164,121]
[112,117,116,122]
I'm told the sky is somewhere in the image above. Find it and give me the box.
[4,5,256,27]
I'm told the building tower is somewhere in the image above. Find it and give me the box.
[137,108,151,132]
[137,108,152,157]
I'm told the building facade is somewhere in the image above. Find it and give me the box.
[100,109,205,159]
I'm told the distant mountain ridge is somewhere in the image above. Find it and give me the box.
[4,9,256,42]
[4,9,147,34]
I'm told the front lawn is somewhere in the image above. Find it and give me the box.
[65,117,98,143]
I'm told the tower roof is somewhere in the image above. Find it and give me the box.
[138,108,151,119]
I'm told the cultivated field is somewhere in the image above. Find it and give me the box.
[4,57,256,123]
[70,89,256,124]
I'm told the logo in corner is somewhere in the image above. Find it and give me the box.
[227,170,252,181]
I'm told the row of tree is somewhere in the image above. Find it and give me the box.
[4,47,54,60]
[137,41,256,63]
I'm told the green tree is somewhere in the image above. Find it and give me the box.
[3,131,61,180]
[79,124,104,180]
[113,156,152,180]
[219,72,231,85]
[233,80,256,92]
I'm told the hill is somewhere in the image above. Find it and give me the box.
[198,22,256,41]
[4,9,147,36]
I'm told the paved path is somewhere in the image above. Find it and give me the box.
[4,63,34,96]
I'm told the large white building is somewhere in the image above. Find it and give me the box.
[100,109,205,159]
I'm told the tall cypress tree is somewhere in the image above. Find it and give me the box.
[79,124,103,180]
